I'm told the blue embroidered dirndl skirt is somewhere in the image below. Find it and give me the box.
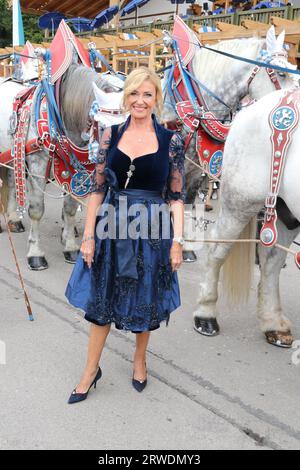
[65,187,181,333]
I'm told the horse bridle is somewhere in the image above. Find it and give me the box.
[246,51,290,94]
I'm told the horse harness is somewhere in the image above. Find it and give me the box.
[259,88,300,269]
[0,84,95,214]
[165,18,286,181]
[0,20,124,214]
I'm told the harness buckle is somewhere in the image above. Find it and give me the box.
[265,194,277,209]
[46,142,56,156]
[39,132,50,144]
[20,107,28,123]
[192,118,200,128]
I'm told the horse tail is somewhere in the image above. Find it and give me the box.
[0,166,9,214]
[221,216,257,306]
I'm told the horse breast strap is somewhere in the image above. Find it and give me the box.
[11,87,36,214]
[175,101,224,178]
[169,16,226,180]
[260,89,300,249]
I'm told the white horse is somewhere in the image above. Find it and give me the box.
[0,63,123,269]
[161,27,298,261]
[0,27,296,270]
[193,74,300,348]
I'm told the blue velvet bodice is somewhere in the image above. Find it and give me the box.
[90,114,186,203]
[108,123,171,192]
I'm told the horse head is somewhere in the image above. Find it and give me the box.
[59,64,125,146]
[163,26,298,125]
[247,26,298,100]
[18,41,39,82]
[92,81,127,128]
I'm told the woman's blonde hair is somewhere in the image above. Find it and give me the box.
[121,67,163,118]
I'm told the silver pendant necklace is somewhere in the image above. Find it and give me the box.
[124,163,136,189]
[124,129,148,188]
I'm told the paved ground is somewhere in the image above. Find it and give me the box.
[0,190,300,450]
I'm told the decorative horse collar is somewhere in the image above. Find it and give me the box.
[260,87,300,268]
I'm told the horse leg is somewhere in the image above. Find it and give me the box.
[183,192,198,263]
[193,203,259,336]
[6,166,25,233]
[183,157,205,263]
[204,179,214,212]
[27,153,48,270]
[61,195,80,263]
[257,219,300,348]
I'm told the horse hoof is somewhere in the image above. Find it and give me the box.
[64,250,80,263]
[265,330,293,348]
[27,256,48,270]
[8,220,25,233]
[194,317,220,336]
[183,250,197,263]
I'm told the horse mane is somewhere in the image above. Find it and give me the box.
[59,64,113,136]
[192,37,264,83]
[188,37,265,118]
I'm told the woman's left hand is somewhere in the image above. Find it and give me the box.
[170,241,183,272]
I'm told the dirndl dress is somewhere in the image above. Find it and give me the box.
[65,115,186,333]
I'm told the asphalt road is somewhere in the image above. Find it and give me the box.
[0,190,300,450]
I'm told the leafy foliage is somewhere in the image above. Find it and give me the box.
[0,0,12,47]
[23,13,44,44]
[0,0,43,47]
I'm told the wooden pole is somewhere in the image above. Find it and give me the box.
[112,43,118,71]
[149,43,155,71]
[109,0,121,30]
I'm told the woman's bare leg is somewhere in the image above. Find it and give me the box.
[74,323,111,393]
[133,331,150,380]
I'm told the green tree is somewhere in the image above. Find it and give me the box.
[0,0,43,48]
[0,0,12,47]
[23,13,43,44]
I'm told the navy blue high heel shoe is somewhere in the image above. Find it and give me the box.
[68,367,102,404]
[132,363,147,392]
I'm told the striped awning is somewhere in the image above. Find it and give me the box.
[198,26,219,33]
[122,33,138,40]
[118,49,148,55]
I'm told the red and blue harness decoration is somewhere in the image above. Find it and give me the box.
[167,16,229,179]
[168,17,300,267]
[0,21,97,215]
[260,88,300,268]
[167,16,293,180]
[13,87,36,214]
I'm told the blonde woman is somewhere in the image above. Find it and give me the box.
[65,67,186,403]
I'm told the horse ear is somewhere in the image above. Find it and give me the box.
[275,29,285,52]
[92,82,110,106]
[266,25,276,54]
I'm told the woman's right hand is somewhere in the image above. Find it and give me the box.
[80,239,95,269]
